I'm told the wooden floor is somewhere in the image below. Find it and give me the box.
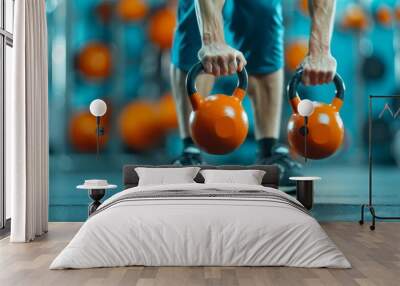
[0,223,399,286]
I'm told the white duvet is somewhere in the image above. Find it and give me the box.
[50,183,350,269]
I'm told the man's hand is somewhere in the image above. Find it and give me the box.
[198,42,246,77]
[301,52,337,85]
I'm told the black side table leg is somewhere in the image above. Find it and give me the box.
[369,206,376,231]
[88,189,105,216]
[359,204,366,225]
[296,181,314,210]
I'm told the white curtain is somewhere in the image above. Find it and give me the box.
[7,0,49,242]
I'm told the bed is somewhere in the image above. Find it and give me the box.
[50,165,350,269]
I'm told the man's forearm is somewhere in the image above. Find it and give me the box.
[195,0,226,45]
[194,0,246,75]
[308,0,336,55]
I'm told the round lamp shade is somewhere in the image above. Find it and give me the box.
[298,99,314,117]
[90,99,107,117]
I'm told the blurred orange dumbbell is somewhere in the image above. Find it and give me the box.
[285,39,308,72]
[341,4,369,31]
[149,8,176,50]
[119,101,164,151]
[69,111,109,152]
[157,93,178,132]
[77,42,112,80]
[375,4,392,26]
[117,0,149,22]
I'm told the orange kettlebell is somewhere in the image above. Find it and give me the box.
[186,62,249,155]
[287,69,346,159]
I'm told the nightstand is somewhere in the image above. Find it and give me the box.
[289,177,321,210]
[77,180,117,216]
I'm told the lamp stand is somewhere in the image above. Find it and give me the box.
[95,116,105,158]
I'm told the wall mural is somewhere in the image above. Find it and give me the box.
[46,0,400,221]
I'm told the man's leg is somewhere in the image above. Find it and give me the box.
[247,69,302,186]
[248,69,283,144]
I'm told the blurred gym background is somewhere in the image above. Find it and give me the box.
[47,0,400,221]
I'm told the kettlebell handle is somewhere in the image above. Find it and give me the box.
[287,68,345,113]
[186,62,248,110]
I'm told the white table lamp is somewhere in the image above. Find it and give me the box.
[89,99,107,156]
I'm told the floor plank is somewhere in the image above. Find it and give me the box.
[0,222,399,286]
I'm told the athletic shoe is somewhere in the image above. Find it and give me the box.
[172,147,205,165]
[256,144,303,188]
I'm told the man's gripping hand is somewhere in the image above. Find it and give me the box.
[301,52,337,85]
[198,42,247,77]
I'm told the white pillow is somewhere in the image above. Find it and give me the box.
[135,167,200,186]
[200,169,266,185]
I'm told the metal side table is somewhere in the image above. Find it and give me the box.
[289,177,321,210]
